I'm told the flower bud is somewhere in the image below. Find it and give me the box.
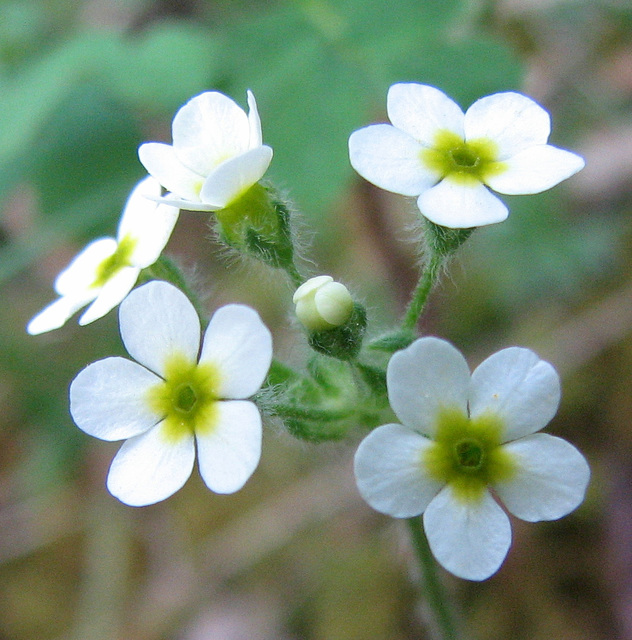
[293,276,354,331]
[293,276,366,360]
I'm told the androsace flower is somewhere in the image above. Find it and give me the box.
[348,83,585,228]
[354,337,590,581]
[69,280,272,506]
[138,90,273,212]
[27,177,179,335]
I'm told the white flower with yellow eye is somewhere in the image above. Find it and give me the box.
[138,90,272,212]
[349,83,585,228]
[354,337,590,581]
[27,177,178,335]
[69,280,272,506]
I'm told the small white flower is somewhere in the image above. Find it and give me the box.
[138,90,273,212]
[354,337,590,581]
[293,275,354,331]
[27,177,179,335]
[69,280,272,506]
[348,83,585,228]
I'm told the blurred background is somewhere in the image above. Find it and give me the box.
[0,0,630,638]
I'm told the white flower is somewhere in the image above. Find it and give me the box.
[138,90,273,212]
[348,83,585,228]
[354,337,590,581]
[69,280,272,506]
[293,275,354,331]
[27,177,179,335]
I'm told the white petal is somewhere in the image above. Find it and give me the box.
[145,192,218,212]
[424,486,512,581]
[247,90,263,148]
[119,281,201,377]
[293,275,333,302]
[349,124,437,196]
[117,176,163,238]
[54,237,117,295]
[485,145,585,195]
[196,400,262,494]
[78,266,139,326]
[354,424,443,518]
[129,202,179,267]
[387,83,465,144]
[117,177,179,267]
[495,434,590,522]
[138,142,204,201]
[417,179,508,228]
[69,356,162,441]
[199,304,272,399]
[199,146,273,209]
[387,337,470,438]
[464,92,551,159]
[106,424,195,506]
[172,91,250,176]
[469,347,560,442]
[26,293,95,335]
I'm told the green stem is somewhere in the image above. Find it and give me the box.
[284,260,304,289]
[407,518,462,640]
[401,252,443,332]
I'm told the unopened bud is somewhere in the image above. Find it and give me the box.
[293,276,354,331]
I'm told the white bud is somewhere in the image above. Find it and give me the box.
[293,275,354,331]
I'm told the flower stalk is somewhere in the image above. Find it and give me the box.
[407,517,462,640]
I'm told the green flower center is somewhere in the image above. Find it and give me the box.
[454,438,484,469]
[420,130,507,186]
[147,353,223,442]
[422,407,516,503]
[92,234,137,288]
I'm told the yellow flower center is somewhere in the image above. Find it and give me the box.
[422,407,516,503]
[147,353,223,442]
[421,130,508,186]
[91,234,137,288]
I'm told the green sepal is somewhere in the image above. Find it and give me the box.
[424,219,474,257]
[306,302,367,361]
[352,362,387,400]
[215,183,298,278]
[368,329,417,354]
[265,355,385,442]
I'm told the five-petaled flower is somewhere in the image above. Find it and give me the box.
[354,336,590,581]
[138,90,273,212]
[27,177,179,335]
[69,280,272,506]
[348,83,585,228]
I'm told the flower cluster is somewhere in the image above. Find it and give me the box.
[354,337,590,580]
[349,83,584,228]
[27,83,589,589]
